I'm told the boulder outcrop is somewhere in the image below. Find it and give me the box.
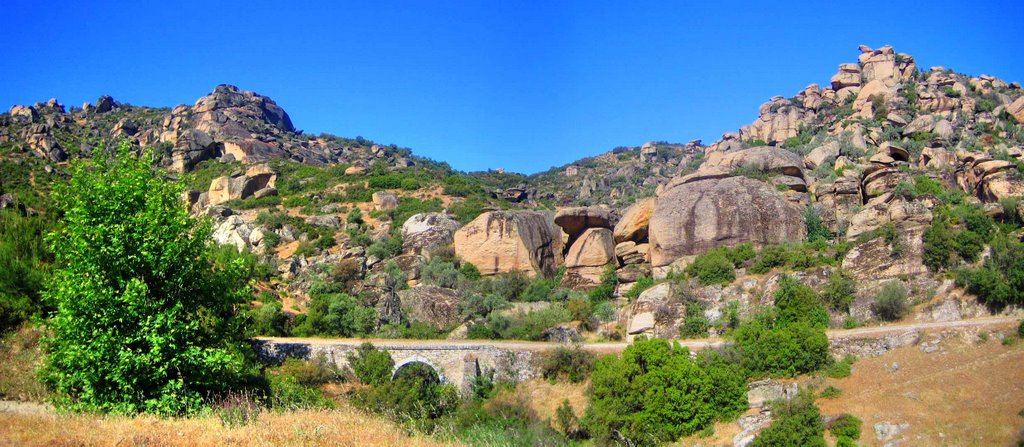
[401,212,461,255]
[649,176,805,267]
[453,211,563,277]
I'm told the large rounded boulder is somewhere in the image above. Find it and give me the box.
[648,176,805,267]
[454,211,563,277]
[402,212,461,255]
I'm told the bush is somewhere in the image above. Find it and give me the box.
[872,281,908,321]
[624,276,654,300]
[0,210,53,333]
[367,234,403,260]
[821,269,857,312]
[679,302,711,338]
[955,233,1024,306]
[774,275,829,328]
[751,390,825,447]
[686,249,736,286]
[41,145,254,415]
[827,355,855,379]
[459,261,482,281]
[537,345,595,383]
[244,301,289,336]
[734,319,830,377]
[585,338,747,445]
[804,206,831,243]
[818,385,842,399]
[291,289,376,337]
[347,343,394,386]
[829,413,862,440]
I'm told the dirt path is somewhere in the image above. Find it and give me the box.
[258,316,1021,352]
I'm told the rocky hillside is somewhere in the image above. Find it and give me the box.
[2,44,1023,344]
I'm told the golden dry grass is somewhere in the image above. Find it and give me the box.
[0,404,457,447]
[817,330,1024,446]
[514,378,589,422]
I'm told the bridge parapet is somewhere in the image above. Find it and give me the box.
[255,339,539,393]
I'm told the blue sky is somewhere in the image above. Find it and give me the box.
[2,1,1022,174]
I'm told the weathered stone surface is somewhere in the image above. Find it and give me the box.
[703,146,804,177]
[398,286,461,329]
[613,197,655,244]
[649,177,805,267]
[564,228,615,268]
[372,191,399,211]
[804,141,840,169]
[553,205,611,240]
[212,215,253,251]
[206,164,277,206]
[1008,96,1024,124]
[402,212,461,255]
[453,211,562,277]
[843,200,932,280]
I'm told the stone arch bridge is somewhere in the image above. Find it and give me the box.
[255,338,580,392]
[254,318,1014,393]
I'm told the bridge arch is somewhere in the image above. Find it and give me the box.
[392,355,447,384]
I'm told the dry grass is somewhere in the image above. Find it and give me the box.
[817,330,1024,446]
[0,405,457,447]
[513,379,589,422]
[0,326,49,402]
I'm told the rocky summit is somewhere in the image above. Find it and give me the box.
[3,43,1024,338]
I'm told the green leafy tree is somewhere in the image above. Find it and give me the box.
[585,338,746,445]
[774,275,829,328]
[40,144,254,415]
[347,342,394,386]
[0,209,54,332]
[821,269,857,312]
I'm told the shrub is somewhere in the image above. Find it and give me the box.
[244,301,289,336]
[585,338,747,445]
[827,355,855,379]
[923,219,956,271]
[818,385,842,399]
[872,281,908,321]
[751,390,825,447]
[420,258,459,289]
[459,261,482,281]
[367,234,403,260]
[0,210,53,333]
[686,249,736,286]
[821,269,857,312]
[774,275,829,328]
[734,319,830,377]
[679,303,711,338]
[291,289,376,337]
[829,413,862,440]
[804,206,831,243]
[347,343,394,386]
[623,276,654,300]
[41,144,254,415]
[537,345,595,383]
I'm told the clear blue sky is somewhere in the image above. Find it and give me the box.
[2,1,1022,173]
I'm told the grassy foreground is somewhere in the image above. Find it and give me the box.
[0,406,454,447]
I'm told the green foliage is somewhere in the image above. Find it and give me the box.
[0,210,54,332]
[291,286,376,337]
[821,269,857,312]
[468,304,572,341]
[686,248,736,286]
[585,338,747,445]
[733,295,831,378]
[243,301,289,336]
[355,354,459,432]
[872,281,909,321]
[751,390,826,447]
[367,234,403,260]
[347,343,394,386]
[956,233,1024,306]
[459,261,482,281]
[774,275,829,328]
[827,355,856,379]
[537,345,596,383]
[41,144,254,415]
[679,302,711,338]
[587,265,619,303]
[829,413,863,440]
[623,276,655,300]
[819,385,842,399]
[804,207,831,243]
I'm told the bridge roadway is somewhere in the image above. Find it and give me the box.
[255,316,1018,392]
